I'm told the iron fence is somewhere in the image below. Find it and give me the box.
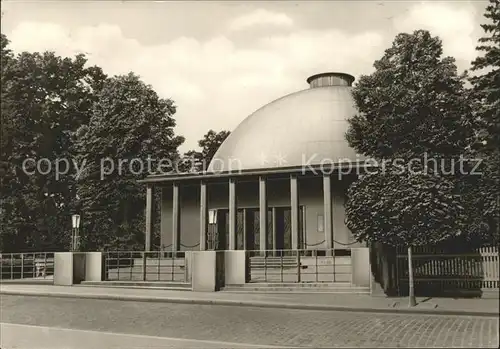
[0,252,55,282]
[103,251,189,282]
[246,249,352,283]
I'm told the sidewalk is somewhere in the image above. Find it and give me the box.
[1,283,498,317]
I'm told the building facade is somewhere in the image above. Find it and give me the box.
[140,72,370,254]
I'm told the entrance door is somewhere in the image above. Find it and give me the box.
[207,209,245,250]
[207,206,304,250]
[206,209,228,250]
[274,206,305,251]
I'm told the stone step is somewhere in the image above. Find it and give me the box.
[80,281,192,289]
[250,264,352,271]
[250,257,298,260]
[107,266,186,273]
[222,284,370,294]
[240,282,357,288]
[223,287,370,294]
[250,259,352,266]
[249,267,352,272]
[250,273,352,283]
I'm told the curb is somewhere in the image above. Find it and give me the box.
[1,291,498,318]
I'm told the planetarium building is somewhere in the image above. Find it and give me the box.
[140,72,368,257]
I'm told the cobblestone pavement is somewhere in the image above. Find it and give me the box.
[0,323,292,349]
[1,295,498,348]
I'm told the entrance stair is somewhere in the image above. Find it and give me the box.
[79,280,191,290]
[222,282,370,294]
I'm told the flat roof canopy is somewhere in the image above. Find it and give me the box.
[137,161,376,185]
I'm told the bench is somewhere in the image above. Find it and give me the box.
[34,258,54,277]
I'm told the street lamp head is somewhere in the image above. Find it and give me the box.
[208,209,217,224]
[72,214,81,229]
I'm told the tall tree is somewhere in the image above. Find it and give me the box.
[346,31,472,161]
[0,35,106,252]
[0,34,15,252]
[75,73,184,250]
[467,0,500,243]
[344,30,473,306]
[182,129,230,172]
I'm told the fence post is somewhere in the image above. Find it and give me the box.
[10,254,13,280]
[20,254,24,279]
[184,252,189,282]
[408,246,416,307]
[264,252,267,282]
[297,251,301,283]
[315,250,318,283]
[142,252,147,281]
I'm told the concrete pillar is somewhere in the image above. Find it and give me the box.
[323,174,333,252]
[228,178,236,250]
[145,185,154,251]
[184,252,192,283]
[191,251,225,292]
[290,174,299,250]
[259,176,267,253]
[200,181,207,251]
[172,182,180,252]
[351,248,371,287]
[85,252,104,282]
[53,252,85,286]
[225,251,247,285]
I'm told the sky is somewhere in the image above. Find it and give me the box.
[1,0,490,151]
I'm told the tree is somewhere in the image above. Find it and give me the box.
[346,170,467,246]
[0,34,15,252]
[75,73,184,250]
[344,30,473,306]
[0,34,106,252]
[346,31,472,162]
[466,0,500,244]
[182,129,230,172]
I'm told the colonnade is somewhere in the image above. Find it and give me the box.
[144,174,335,252]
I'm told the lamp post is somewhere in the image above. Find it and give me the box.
[71,214,81,252]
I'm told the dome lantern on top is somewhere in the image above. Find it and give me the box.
[306,72,355,88]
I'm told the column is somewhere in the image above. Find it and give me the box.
[200,181,207,251]
[259,176,267,253]
[145,185,154,251]
[172,182,180,252]
[290,174,299,250]
[228,178,236,250]
[323,174,333,254]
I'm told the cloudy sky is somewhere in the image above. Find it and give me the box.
[1,0,489,151]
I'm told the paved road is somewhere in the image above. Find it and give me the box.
[0,323,293,349]
[0,295,498,348]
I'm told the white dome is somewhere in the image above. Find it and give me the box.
[208,73,363,172]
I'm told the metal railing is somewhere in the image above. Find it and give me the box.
[103,251,189,282]
[246,249,352,283]
[0,252,55,282]
[159,243,200,252]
